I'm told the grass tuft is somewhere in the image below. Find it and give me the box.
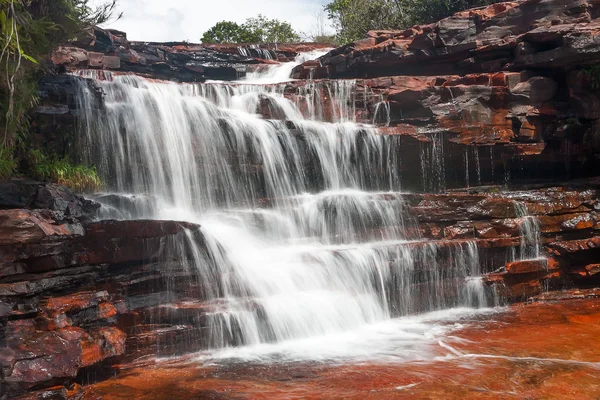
[26,149,101,192]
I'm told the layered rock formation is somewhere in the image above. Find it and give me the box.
[0,181,204,398]
[292,0,600,79]
[5,0,600,397]
[2,178,600,397]
[51,26,331,82]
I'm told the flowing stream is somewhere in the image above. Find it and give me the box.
[75,52,493,363]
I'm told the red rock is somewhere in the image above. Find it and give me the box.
[585,264,600,276]
[547,236,600,255]
[14,385,68,399]
[4,326,84,392]
[51,47,88,66]
[506,259,554,274]
[81,327,126,367]
[0,210,83,246]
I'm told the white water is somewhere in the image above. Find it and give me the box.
[74,50,491,361]
[243,49,332,84]
[514,202,542,260]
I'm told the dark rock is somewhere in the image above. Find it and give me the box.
[0,180,99,222]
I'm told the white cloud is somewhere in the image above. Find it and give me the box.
[93,0,332,42]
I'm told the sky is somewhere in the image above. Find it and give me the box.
[93,0,332,42]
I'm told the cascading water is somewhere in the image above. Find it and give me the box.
[242,48,332,84]
[74,53,492,361]
[514,201,542,260]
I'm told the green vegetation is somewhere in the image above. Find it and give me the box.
[0,0,117,188]
[25,149,101,192]
[201,15,300,44]
[325,0,501,44]
[582,65,600,90]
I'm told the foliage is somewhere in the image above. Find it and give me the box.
[243,15,299,43]
[0,0,118,183]
[582,65,600,90]
[325,0,500,44]
[201,21,257,44]
[0,147,16,181]
[25,149,102,192]
[201,15,300,44]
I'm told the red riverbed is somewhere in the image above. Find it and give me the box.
[86,298,600,399]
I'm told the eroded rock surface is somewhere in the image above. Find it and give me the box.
[51,26,332,82]
[292,0,600,79]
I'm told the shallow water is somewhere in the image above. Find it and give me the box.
[86,298,600,399]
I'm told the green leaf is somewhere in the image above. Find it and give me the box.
[19,49,38,64]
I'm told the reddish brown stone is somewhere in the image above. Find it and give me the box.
[547,236,600,255]
[506,259,554,274]
[0,210,83,246]
[81,327,126,367]
[585,264,600,276]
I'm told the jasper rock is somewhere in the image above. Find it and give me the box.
[80,327,126,367]
[293,0,600,79]
[13,385,69,400]
[4,324,84,393]
[546,236,600,255]
[52,27,332,82]
[0,210,83,246]
[506,258,558,274]
[585,264,600,276]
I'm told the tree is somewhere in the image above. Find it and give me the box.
[325,0,500,44]
[300,11,336,43]
[200,21,258,44]
[243,15,300,43]
[201,15,300,44]
[325,0,403,44]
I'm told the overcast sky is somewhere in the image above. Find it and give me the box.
[93,0,332,42]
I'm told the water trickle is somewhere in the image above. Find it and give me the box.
[421,133,446,192]
[514,202,542,260]
[464,149,470,188]
[489,146,495,180]
[373,101,391,126]
[474,147,482,185]
[75,58,491,360]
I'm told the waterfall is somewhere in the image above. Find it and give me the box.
[243,48,332,84]
[514,201,542,260]
[74,65,491,357]
[420,132,446,192]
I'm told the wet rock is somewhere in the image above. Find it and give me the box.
[0,180,99,222]
[585,264,600,276]
[4,325,84,393]
[14,385,69,400]
[505,258,558,275]
[546,236,600,255]
[0,210,84,246]
[510,77,558,104]
[530,288,600,302]
[80,327,126,367]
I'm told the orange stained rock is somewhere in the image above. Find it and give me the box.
[87,298,600,399]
